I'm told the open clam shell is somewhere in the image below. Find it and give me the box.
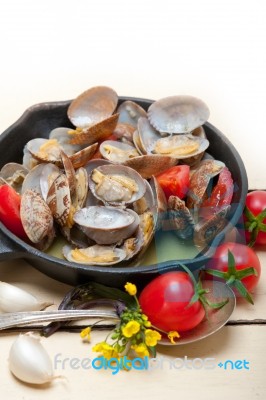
[0,163,28,193]
[62,244,127,266]
[117,100,147,128]
[88,164,147,206]
[100,140,139,163]
[148,95,210,134]
[152,134,209,159]
[74,206,139,245]
[68,86,118,129]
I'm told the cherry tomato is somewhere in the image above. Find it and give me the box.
[0,185,28,240]
[139,271,205,332]
[244,191,266,246]
[205,242,261,303]
[156,165,190,200]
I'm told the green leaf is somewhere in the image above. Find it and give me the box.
[227,250,237,275]
[149,346,157,358]
[236,267,258,280]
[234,280,254,305]
[205,268,226,279]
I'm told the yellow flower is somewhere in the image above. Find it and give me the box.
[145,329,162,347]
[131,343,149,358]
[124,282,137,296]
[92,342,118,359]
[122,320,140,338]
[80,327,91,341]
[168,331,180,344]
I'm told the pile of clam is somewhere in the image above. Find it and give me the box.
[0,86,233,266]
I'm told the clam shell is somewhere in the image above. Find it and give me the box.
[89,164,146,206]
[68,86,118,128]
[69,114,119,146]
[21,164,46,195]
[46,174,71,227]
[74,206,139,245]
[138,117,160,154]
[148,95,210,134]
[124,155,177,179]
[0,163,28,193]
[187,160,225,209]
[100,140,139,163]
[49,127,82,155]
[69,143,98,169]
[117,100,147,128]
[40,164,60,201]
[27,138,62,163]
[62,244,126,265]
[113,123,135,142]
[152,134,209,160]
[167,195,195,240]
[21,190,54,244]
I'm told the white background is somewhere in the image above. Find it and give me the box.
[0,0,265,189]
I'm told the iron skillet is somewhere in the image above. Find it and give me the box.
[0,97,248,288]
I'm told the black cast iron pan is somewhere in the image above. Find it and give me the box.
[0,97,248,288]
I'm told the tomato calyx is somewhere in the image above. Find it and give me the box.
[180,264,229,314]
[205,250,258,304]
[244,205,266,247]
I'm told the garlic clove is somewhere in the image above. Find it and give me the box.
[0,282,53,313]
[9,333,54,385]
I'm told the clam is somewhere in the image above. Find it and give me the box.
[75,167,89,209]
[124,155,177,179]
[149,176,167,230]
[68,86,118,129]
[113,123,135,143]
[148,95,210,134]
[46,174,71,228]
[117,100,147,128]
[89,164,146,206]
[0,163,28,193]
[100,140,139,163]
[133,180,155,215]
[167,195,195,240]
[22,164,47,196]
[152,134,209,159]
[74,206,139,245]
[49,127,83,155]
[20,190,55,246]
[63,244,126,265]
[137,117,159,154]
[68,114,119,146]
[27,138,62,163]
[187,159,225,209]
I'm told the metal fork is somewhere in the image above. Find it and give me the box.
[0,309,119,330]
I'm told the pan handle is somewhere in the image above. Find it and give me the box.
[0,229,26,262]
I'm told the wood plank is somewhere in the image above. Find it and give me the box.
[0,326,265,399]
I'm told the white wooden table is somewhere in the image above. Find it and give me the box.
[0,1,266,398]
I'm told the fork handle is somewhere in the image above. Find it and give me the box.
[0,309,119,330]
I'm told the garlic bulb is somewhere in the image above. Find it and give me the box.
[0,281,52,312]
[9,333,54,384]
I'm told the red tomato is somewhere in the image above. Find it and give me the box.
[0,185,28,240]
[139,271,205,332]
[205,242,261,303]
[156,165,190,200]
[244,191,266,246]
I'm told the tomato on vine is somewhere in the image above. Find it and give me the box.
[244,190,266,247]
[205,242,261,304]
[139,267,228,333]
